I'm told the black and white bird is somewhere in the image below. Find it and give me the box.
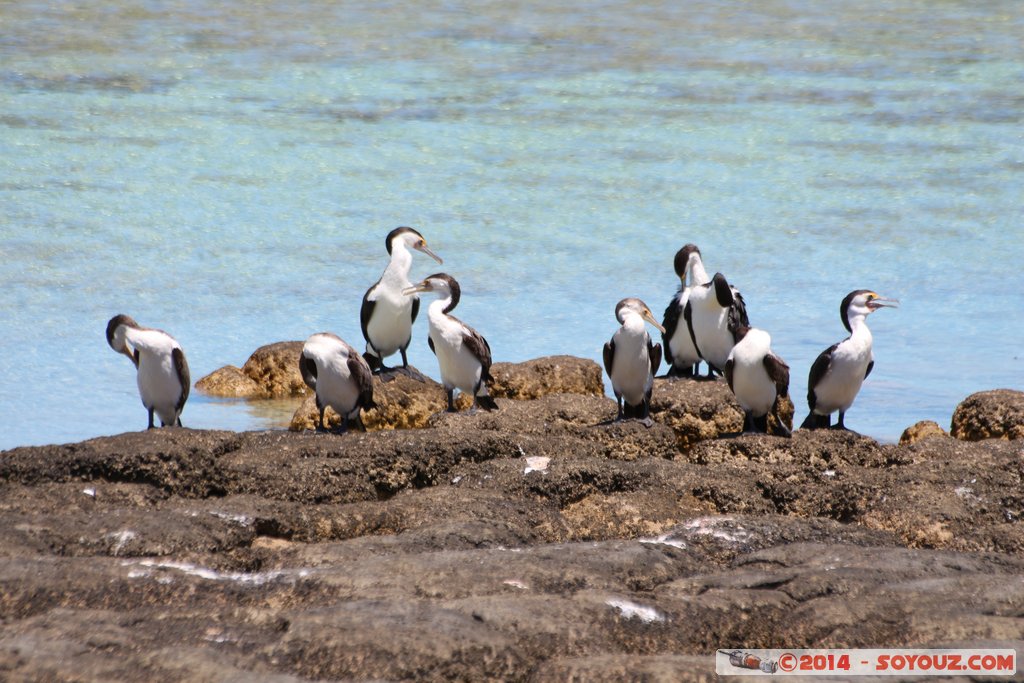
[724,313,791,436]
[299,332,376,433]
[801,290,898,430]
[603,298,665,427]
[403,273,498,413]
[106,314,190,429]
[662,244,711,378]
[684,271,749,377]
[361,227,442,378]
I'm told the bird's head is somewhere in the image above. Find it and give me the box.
[387,226,443,264]
[841,290,899,331]
[615,298,666,334]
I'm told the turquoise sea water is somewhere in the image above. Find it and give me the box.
[1,1,1022,449]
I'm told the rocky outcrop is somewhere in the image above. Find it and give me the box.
[196,341,309,399]
[2,390,1024,681]
[650,377,794,448]
[489,355,604,400]
[951,389,1024,441]
[290,356,608,432]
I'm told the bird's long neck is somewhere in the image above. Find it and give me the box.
[621,313,646,337]
[689,257,710,287]
[847,313,873,345]
[382,243,413,287]
[429,291,457,320]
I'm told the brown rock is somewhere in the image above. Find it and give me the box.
[649,377,743,449]
[290,356,604,432]
[196,341,310,399]
[289,370,473,432]
[489,355,604,400]
[899,420,948,445]
[193,365,261,398]
[951,389,1024,441]
[240,341,309,398]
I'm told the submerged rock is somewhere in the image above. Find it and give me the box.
[951,389,1024,441]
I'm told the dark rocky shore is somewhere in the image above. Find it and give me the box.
[2,352,1023,682]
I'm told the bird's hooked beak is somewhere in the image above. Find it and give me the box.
[403,281,431,297]
[643,309,666,334]
[119,344,138,367]
[868,295,899,311]
[416,242,443,265]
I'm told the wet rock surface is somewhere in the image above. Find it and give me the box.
[2,386,1023,681]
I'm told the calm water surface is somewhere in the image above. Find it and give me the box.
[1,1,1022,449]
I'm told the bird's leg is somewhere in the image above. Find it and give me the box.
[332,415,349,435]
[147,408,155,430]
[832,411,849,431]
[639,397,654,428]
[315,405,328,433]
[446,389,457,413]
[615,393,624,422]
[743,410,755,434]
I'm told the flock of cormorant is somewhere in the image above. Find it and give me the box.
[107,227,896,436]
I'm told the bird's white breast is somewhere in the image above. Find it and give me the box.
[611,318,652,406]
[689,288,733,370]
[428,305,482,394]
[814,329,873,414]
[668,289,700,366]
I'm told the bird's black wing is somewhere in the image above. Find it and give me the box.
[172,348,190,413]
[347,349,376,410]
[661,292,682,365]
[724,358,735,392]
[683,299,702,359]
[299,351,318,391]
[731,288,750,327]
[410,295,420,326]
[806,344,837,411]
[764,353,790,398]
[458,319,494,381]
[648,337,662,377]
[360,281,379,347]
[865,359,875,380]
[603,339,615,379]
[427,335,436,356]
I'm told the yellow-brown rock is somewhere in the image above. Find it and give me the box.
[899,420,948,445]
[196,341,310,399]
[950,389,1024,441]
[489,355,604,400]
[289,371,472,432]
[193,365,261,398]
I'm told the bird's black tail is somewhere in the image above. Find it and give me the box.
[363,351,382,373]
[475,394,499,411]
[800,412,830,430]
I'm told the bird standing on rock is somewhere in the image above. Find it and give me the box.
[403,273,499,413]
[361,227,442,380]
[724,312,791,436]
[662,244,710,378]
[300,332,376,434]
[106,314,190,430]
[604,298,665,427]
[801,289,898,431]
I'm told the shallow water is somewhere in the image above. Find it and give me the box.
[1,0,1022,449]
